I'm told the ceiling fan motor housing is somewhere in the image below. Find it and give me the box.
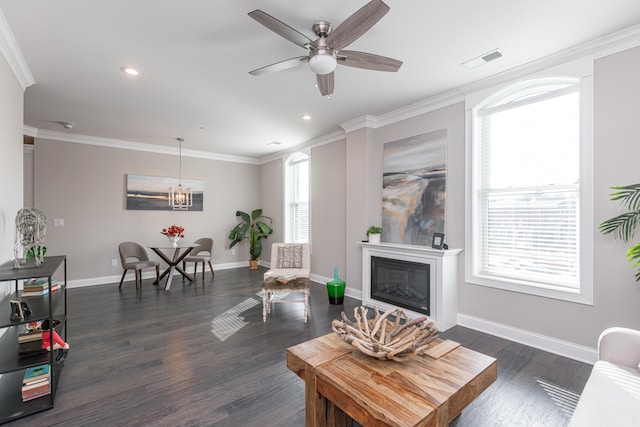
[309,22,336,75]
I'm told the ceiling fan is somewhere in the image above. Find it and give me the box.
[248,0,402,96]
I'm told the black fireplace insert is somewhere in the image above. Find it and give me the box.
[370,256,430,316]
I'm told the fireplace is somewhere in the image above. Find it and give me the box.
[360,242,462,331]
[371,256,430,316]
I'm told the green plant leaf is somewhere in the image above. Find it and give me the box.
[626,243,640,282]
[236,210,250,223]
[609,184,640,211]
[599,211,640,242]
[251,209,263,220]
[256,220,273,236]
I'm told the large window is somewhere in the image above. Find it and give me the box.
[285,152,309,243]
[466,68,593,304]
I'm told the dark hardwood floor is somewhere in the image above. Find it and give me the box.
[9,267,592,426]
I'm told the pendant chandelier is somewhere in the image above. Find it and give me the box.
[169,138,192,210]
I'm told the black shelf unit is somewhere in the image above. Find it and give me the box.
[0,255,67,424]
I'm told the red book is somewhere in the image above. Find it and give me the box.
[22,389,51,402]
[22,383,51,401]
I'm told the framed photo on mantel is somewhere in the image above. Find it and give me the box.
[431,233,445,249]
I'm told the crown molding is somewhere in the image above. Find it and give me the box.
[0,9,34,90]
[258,129,345,164]
[23,125,38,137]
[593,23,640,59]
[340,115,379,133]
[341,23,640,134]
[34,129,260,165]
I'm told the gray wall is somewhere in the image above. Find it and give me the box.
[0,55,24,265]
[33,138,260,282]
[311,140,347,280]
[259,158,283,263]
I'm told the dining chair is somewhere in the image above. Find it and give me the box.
[182,237,214,280]
[118,241,160,291]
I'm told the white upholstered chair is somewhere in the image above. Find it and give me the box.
[263,242,310,280]
[262,242,311,322]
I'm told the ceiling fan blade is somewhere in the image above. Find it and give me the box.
[316,73,334,96]
[337,50,402,72]
[248,10,314,49]
[249,56,309,76]
[325,0,389,51]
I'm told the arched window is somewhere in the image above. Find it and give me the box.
[285,152,309,243]
[466,67,593,304]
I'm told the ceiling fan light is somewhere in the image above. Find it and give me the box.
[309,52,337,75]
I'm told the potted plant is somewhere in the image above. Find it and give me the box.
[228,209,273,269]
[367,226,382,243]
[599,184,640,282]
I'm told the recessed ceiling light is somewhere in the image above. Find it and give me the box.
[120,66,139,76]
[302,115,311,121]
[461,48,503,69]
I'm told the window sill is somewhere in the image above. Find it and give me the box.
[466,273,593,305]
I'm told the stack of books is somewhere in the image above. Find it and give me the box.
[21,278,59,297]
[277,274,296,284]
[17,321,43,343]
[21,364,51,402]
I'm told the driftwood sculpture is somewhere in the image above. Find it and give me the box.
[331,306,439,362]
[14,208,47,267]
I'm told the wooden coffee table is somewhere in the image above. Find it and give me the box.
[287,332,497,427]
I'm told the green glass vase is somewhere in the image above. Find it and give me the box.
[326,266,346,305]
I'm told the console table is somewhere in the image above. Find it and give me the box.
[287,332,496,427]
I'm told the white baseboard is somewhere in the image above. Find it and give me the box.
[457,313,597,364]
[66,261,248,289]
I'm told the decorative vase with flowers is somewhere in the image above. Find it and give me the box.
[161,224,185,247]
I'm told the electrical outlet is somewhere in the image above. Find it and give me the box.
[111,259,118,267]
[53,218,64,227]
[231,248,236,255]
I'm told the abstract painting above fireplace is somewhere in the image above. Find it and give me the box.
[382,129,447,246]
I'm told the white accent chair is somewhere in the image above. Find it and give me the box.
[263,242,310,280]
[568,327,640,426]
[261,243,311,323]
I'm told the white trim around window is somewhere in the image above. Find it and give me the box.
[464,57,594,305]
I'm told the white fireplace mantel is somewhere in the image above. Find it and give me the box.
[359,242,462,331]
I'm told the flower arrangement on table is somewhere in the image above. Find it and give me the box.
[161,225,185,247]
[161,224,185,238]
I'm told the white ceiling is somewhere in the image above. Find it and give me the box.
[2,0,640,160]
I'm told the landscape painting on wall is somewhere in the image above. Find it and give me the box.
[126,174,204,211]
[382,129,446,246]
